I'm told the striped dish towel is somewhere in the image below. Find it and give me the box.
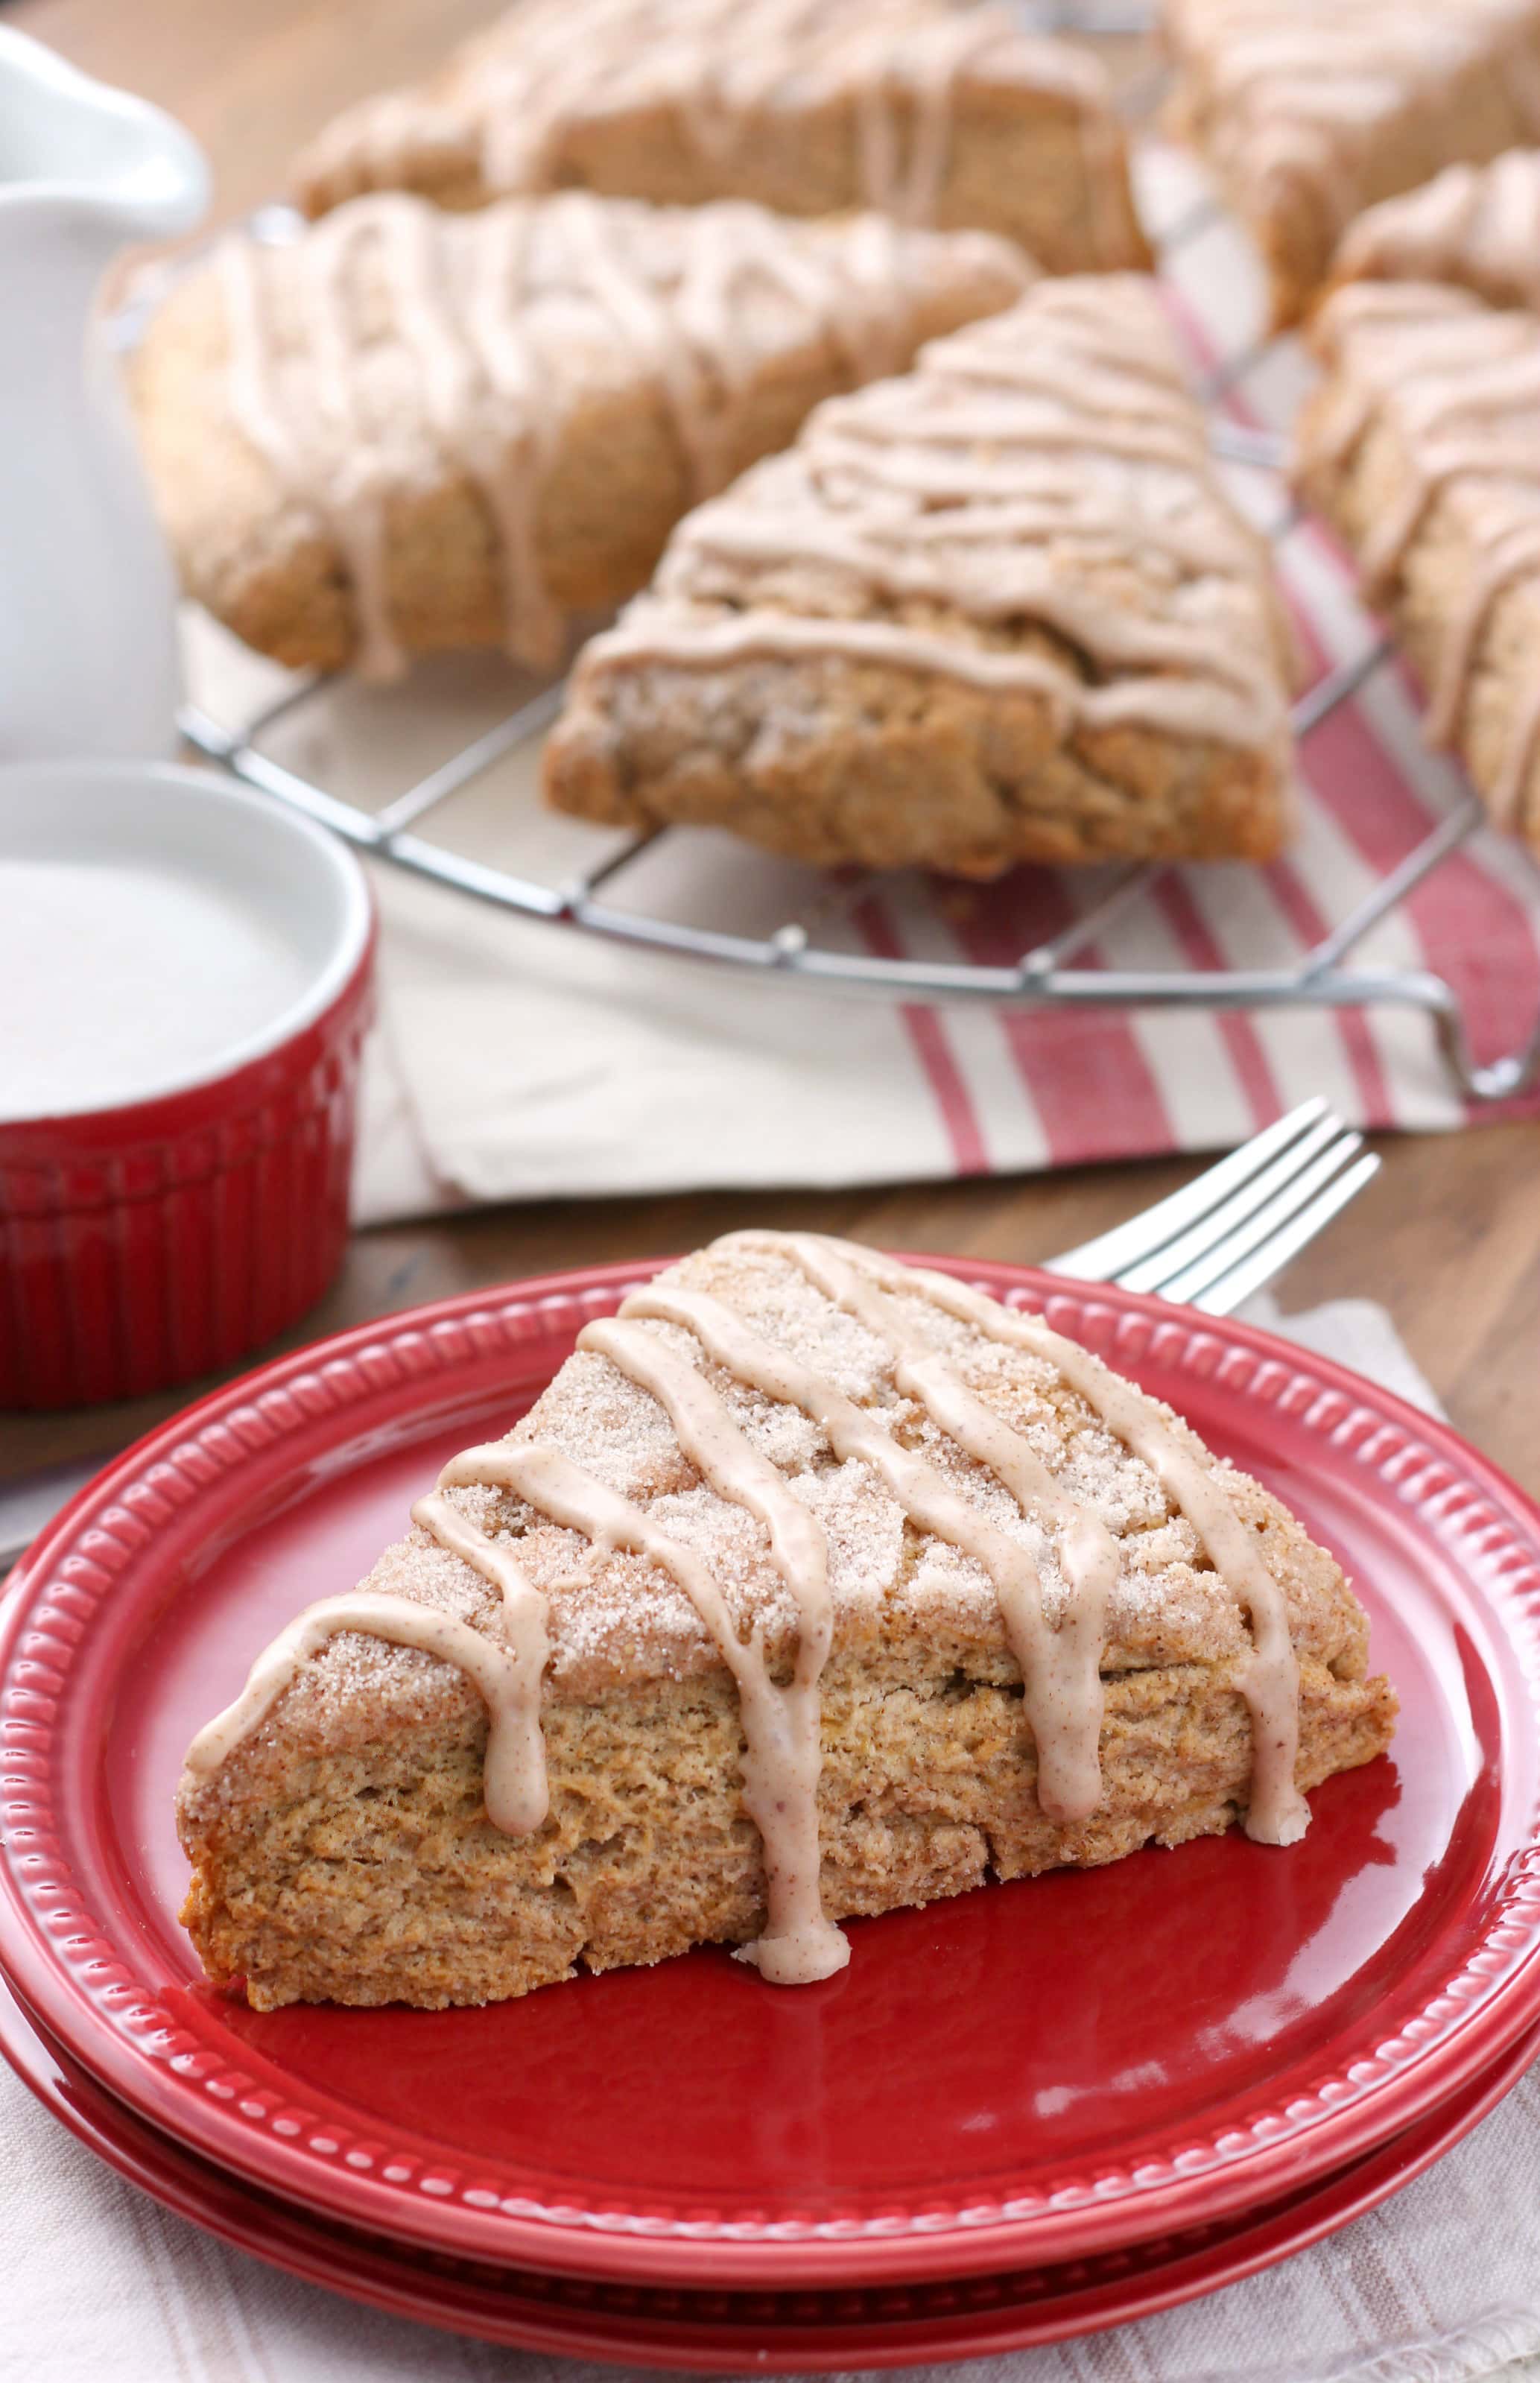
[180,146,1540,1226]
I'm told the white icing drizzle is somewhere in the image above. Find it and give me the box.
[504,1437,852,1984]
[622,1275,1115,1825]
[297,0,1126,260]
[577,279,1292,755]
[183,1578,551,1836]
[223,232,402,682]
[722,1234,1120,1820]
[753,1241,1309,1845]
[577,1315,846,1983]
[218,189,1021,680]
[1302,284,1540,831]
[1167,0,1540,270]
[186,1237,1313,1985]
[1365,342,1540,582]
[1334,150,1540,315]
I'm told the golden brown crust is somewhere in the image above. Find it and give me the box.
[1162,0,1540,327]
[130,196,1032,677]
[178,1236,1396,2010]
[1297,284,1540,855]
[290,3,1150,277]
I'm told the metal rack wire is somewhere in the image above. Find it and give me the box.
[171,19,1540,1106]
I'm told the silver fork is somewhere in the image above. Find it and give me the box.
[1045,1096,1380,1317]
[0,1101,1378,1577]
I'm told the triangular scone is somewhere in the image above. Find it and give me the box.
[179,1234,1396,2011]
[291,0,1150,279]
[1326,151,1540,316]
[1163,0,1540,326]
[543,278,1297,876]
[130,192,1031,681]
[1296,284,1540,855]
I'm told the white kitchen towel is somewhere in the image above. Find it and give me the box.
[177,133,1540,1233]
[5,1298,1540,2383]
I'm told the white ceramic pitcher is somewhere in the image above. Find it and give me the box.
[0,29,208,762]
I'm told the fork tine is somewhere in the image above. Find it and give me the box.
[1153,1134,1371,1307]
[1188,1153,1383,1317]
[1115,1115,1345,1297]
[1043,1098,1330,1285]
[1147,1131,1365,1306]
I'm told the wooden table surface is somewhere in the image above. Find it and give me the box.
[8,0,1538,1499]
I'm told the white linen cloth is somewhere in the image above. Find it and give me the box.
[5,1298,1540,2383]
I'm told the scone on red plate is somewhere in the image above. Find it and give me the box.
[131,192,1032,681]
[177,1233,1397,2011]
[1325,150,1540,317]
[1162,0,1540,326]
[543,276,1298,876]
[1296,282,1540,855]
[291,0,1150,278]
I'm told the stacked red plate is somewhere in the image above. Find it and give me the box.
[4,1259,1540,2367]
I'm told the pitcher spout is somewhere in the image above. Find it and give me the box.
[0,25,208,247]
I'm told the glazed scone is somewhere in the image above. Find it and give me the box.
[1162,0,1540,326]
[1326,151,1540,315]
[543,278,1297,877]
[131,192,1033,680]
[177,1233,1396,2012]
[291,0,1150,276]
[1296,282,1540,855]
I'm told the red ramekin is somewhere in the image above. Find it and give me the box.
[2,761,376,1409]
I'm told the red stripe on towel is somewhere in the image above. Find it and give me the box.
[1151,873,1283,1128]
[1261,858,1396,1127]
[944,870,1180,1166]
[852,895,990,1174]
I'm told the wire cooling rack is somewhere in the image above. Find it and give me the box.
[171,13,1540,1106]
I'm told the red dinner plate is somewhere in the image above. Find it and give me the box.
[4,1969,1536,2370]
[3,1260,1540,2292]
